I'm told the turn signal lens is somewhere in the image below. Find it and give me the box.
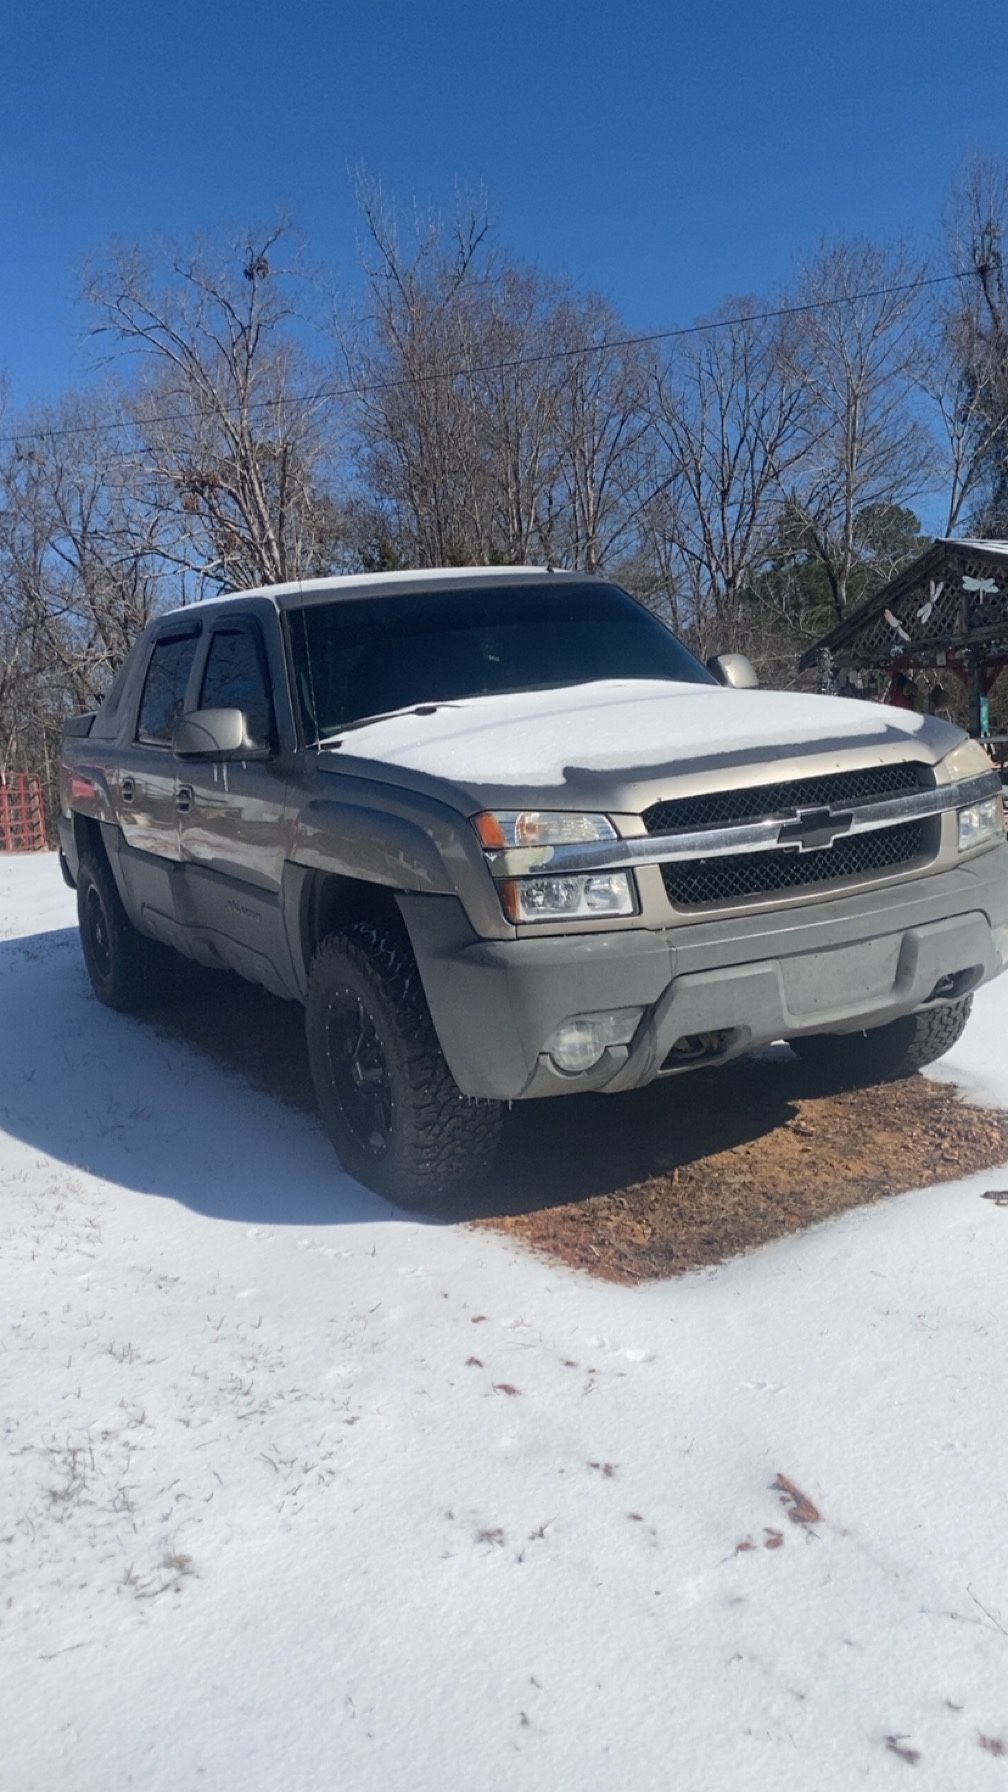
[472,811,617,849]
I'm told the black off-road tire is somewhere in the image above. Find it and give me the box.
[76,851,170,1013]
[306,921,504,1206]
[789,995,973,1086]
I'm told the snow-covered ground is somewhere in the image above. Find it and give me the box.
[2,852,1008,1790]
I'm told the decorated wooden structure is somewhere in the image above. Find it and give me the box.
[800,539,1008,744]
[0,772,47,853]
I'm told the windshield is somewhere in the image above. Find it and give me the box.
[287,579,713,742]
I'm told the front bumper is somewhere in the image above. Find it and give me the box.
[399,844,1008,1100]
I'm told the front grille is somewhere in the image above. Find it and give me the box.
[642,760,929,836]
[659,819,931,909]
[643,761,937,911]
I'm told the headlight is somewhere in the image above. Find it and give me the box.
[958,795,1003,853]
[499,871,634,925]
[472,812,635,923]
[937,740,1004,854]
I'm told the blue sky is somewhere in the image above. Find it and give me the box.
[3,0,1007,413]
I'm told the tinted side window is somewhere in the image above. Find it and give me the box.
[136,635,200,745]
[200,628,275,750]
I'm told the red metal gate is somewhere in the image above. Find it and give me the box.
[0,772,47,852]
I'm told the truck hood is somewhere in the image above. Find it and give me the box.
[321,678,958,813]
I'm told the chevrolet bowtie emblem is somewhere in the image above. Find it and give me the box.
[776,805,854,852]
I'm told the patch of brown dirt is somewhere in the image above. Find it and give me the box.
[467,1057,1008,1282]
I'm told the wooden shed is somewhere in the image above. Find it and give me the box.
[800,538,1008,749]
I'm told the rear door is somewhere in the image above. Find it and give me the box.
[116,623,202,948]
[177,611,297,996]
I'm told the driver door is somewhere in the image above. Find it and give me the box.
[177,613,296,996]
[116,623,202,949]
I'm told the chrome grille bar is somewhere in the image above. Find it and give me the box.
[482,771,1001,880]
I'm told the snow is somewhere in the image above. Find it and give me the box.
[3,852,1008,1790]
[164,562,573,616]
[328,679,940,794]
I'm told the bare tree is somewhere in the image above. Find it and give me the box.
[0,394,173,803]
[457,266,567,564]
[649,301,808,656]
[342,185,497,567]
[85,226,344,592]
[548,294,656,573]
[344,185,661,578]
[781,240,935,623]
[926,157,1008,534]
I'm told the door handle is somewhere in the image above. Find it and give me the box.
[121,776,135,804]
[176,786,193,814]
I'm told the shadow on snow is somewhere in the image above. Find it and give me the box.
[0,924,801,1228]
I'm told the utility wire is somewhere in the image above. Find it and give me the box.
[0,266,976,452]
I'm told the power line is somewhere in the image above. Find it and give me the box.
[0,266,975,453]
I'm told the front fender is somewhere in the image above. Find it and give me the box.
[292,797,452,892]
[290,794,512,941]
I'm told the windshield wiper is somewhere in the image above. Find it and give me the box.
[316,700,458,747]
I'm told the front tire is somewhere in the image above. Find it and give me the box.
[76,851,170,1012]
[789,995,974,1085]
[306,922,503,1206]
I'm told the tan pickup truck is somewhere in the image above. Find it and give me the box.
[59,567,1008,1202]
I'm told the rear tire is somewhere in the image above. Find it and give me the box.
[789,995,973,1085]
[77,851,170,1012]
[306,921,503,1206]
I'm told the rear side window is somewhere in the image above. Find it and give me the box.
[136,635,200,745]
[200,627,275,750]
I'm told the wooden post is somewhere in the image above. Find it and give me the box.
[967,652,983,737]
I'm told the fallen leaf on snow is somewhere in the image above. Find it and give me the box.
[774,1473,820,1525]
[493,1383,520,1396]
[979,1734,1007,1757]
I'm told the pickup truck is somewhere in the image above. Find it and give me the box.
[59,566,1008,1203]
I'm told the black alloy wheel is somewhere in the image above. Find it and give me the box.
[76,851,169,1012]
[83,881,113,983]
[306,921,504,1206]
[322,990,394,1157]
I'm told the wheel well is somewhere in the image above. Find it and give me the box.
[73,812,107,869]
[301,873,406,968]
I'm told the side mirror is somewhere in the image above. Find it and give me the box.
[172,707,259,759]
[707,652,759,690]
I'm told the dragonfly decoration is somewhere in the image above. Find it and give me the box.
[884,607,911,643]
[917,579,944,626]
[963,575,999,600]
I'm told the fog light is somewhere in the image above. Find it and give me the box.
[546,1009,643,1074]
[958,796,1003,852]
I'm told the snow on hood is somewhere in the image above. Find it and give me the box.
[325,679,945,806]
